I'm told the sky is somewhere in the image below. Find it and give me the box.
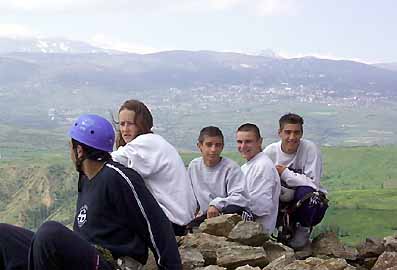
[0,0,395,63]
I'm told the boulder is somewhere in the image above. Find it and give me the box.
[371,251,397,270]
[228,221,269,246]
[283,257,354,270]
[262,240,295,263]
[179,232,239,265]
[312,232,358,260]
[179,247,205,269]
[195,266,227,270]
[199,214,242,237]
[384,235,397,252]
[216,245,268,269]
[357,238,385,258]
[263,254,296,270]
[235,265,261,270]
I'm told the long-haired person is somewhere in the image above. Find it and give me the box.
[111,99,196,236]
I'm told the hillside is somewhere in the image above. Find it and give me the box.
[0,146,396,244]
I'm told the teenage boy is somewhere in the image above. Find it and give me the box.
[188,126,249,223]
[263,113,328,249]
[236,123,281,234]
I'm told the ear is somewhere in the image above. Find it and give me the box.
[197,142,203,152]
[76,145,85,159]
[278,128,282,137]
[259,137,263,146]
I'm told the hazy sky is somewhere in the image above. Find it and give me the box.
[0,0,395,63]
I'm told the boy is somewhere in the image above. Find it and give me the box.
[188,126,249,223]
[236,123,281,234]
[264,113,328,249]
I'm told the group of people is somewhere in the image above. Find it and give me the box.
[0,99,328,270]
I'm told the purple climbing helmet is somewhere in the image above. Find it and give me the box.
[68,114,115,152]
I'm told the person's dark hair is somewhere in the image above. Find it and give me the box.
[198,126,224,143]
[237,123,261,139]
[71,139,112,162]
[115,99,153,148]
[279,113,304,131]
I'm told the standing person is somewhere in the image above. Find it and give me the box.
[0,114,182,270]
[263,113,328,250]
[188,126,249,224]
[236,123,281,234]
[111,99,196,236]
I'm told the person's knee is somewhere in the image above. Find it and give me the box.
[34,221,66,246]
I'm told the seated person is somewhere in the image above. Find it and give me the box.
[236,123,281,234]
[111,99,196,236]
[188,126,249,225]
[263,113,328,250]
[0,114,181,270]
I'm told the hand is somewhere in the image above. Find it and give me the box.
[276,165,287,175]
[207,206,220,218]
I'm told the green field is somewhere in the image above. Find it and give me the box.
[181,147,397,245]
[1,145,396,245]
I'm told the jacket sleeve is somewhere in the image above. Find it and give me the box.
[210,166,249,211]
[248,164,280,217]
[109,164,182,269]
[280,145,322,190]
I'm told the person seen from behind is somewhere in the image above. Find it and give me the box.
[0,114,181,270]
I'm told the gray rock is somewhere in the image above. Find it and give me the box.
[262,240,295,263]
[357,238,385,258]
[216,245,268,269]
[371,251,397,270]
[179,248,205,270]
[312,232,358,260]
[179,232,239,265]
[195,266,227,270]
[263,254,296,270]
[199,214,242,237]
[234,265,261,270]
[283,257,354,270]
[384,235,397,252]
[228,221,269,246]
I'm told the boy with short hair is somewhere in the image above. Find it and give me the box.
[264,113,328,249]
[236,123,281,234]
[188,126,249,222]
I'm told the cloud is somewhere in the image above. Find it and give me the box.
[0,0,297,16]
[0,24,37,38]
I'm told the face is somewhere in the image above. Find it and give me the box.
[198,136,224,167]
[119,109,140,143]
[236,131,262,161]
[279,123,303,154]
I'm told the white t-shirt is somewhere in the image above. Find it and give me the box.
[241,152,281,234]
[111,133,196,226]
[263,139,324,191]
[188,157,249,214]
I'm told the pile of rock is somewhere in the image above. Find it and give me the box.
[123,214,397,270]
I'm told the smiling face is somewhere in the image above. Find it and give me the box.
[198,135,224,167]
[119,109,140,143]
[236,130,262,161]
[279,123,303,154]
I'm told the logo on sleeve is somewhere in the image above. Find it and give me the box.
[77,204,88,228]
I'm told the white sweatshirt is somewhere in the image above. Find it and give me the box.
[263,139,324,191]
[241,152,281,234]
[111,133,196,226]
[188,157,249,214]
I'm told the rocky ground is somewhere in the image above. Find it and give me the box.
[120,214,397,270]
